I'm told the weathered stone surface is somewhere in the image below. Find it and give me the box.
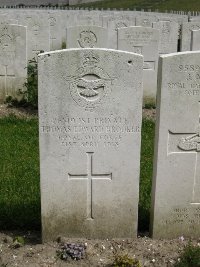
[0,23,27,102]
[181,22,200,51]
[153,21,179,54]
[151,51,200,238]
[18,13,50,59]
[107,18,135,49]
[118,26,159,103]
[38,48,143,241]
[66,26,108,48]
[191,30,200,51]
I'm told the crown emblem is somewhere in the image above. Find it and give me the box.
[83,52,100,67]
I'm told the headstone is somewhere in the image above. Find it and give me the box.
[0,23,27,102]
[66,26,108,48]
[153,21,179,54]
[107,18,135,49]
[38,48,143,241]
[181,22,200,51]
[151,51,200,238]
[48,11,62,51]
[77,14,102,27]
[18,13,50,60]
[191,30,200,50]
[135,16,157,27]
[118,26,159,103]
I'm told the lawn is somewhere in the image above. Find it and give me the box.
[0,115,155,232]
[72,0,200,12]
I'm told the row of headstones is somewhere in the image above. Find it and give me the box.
[2,9,200,102]
[38,47,200,241]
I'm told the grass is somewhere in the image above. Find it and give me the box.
[0,115,40,230]
[71,0,200,12]
[139,118,155,232]
[0,115,154,232]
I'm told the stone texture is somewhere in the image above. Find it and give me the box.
[153,21,179,54]
[151,51,200,239]
[181,22,200,51]
[118,26,159,103]
[66,26,108,48]
[107,18,135,49]
[18,13,50,60]
[0,23,27,102]
[38,48,143,241]
[191,30,200,51]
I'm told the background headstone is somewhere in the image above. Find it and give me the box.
[18,13,50,60]
[66,26,108,48]
[151,51,200,238]
[0,23,27,102]
[153,21,179,54]
[181,22,200,51]
[38,48,143,241]
[191,30,200,51]
[118,26,159,103]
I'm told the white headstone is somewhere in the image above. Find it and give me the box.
[181,22,200,51]
[135,16,157,27]
[153,21,179,54]
[66,26,108,48]
[18,13,50,60]
[38,48,143,241]
[48,11,63,51]
[0,23,27,102]
[151,51,200,238]
[191,30,200,51]
[107,18,135,49]
[118,26,159,103]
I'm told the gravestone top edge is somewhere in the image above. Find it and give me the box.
[38,48,144,59]
[160,51,200,58]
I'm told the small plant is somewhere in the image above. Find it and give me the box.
[11,236,25,249]
[144,102,156,109]
[174,243,200,267]
[112,253,142,267]
[62,41,66,49]
[5,57,38,109]
[22,57,38,109]
[57,243,86,261]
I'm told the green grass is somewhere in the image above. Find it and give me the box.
[0,115,154,232]
[139,118,155,232]
[72,0,200,12]
[0,115,40,230]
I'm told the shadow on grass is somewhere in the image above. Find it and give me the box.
[138,118,155,233]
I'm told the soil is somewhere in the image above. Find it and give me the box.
[0,231,198,267]
[0,105,190,267]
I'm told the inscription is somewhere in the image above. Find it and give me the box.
[164,207,200,226]
[123,30,157,47]
[169,64,200,96]
[41,115,140,148]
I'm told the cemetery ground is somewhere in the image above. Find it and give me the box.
[0,105,199,267]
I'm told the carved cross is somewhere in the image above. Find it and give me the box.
[68,152,112,220]
[0,65,15,96]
